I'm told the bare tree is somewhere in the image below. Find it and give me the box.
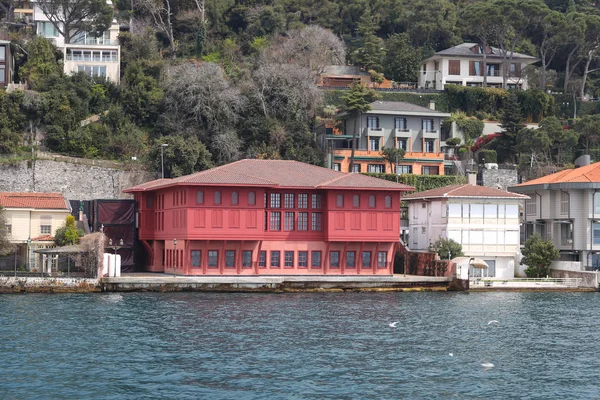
[36,0,113,44]
[0,0,15,22]
[252,62,323,122]
[265,25,345,82]
[134,0,176,57]
[162,62,244,133]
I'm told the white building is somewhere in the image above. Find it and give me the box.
[403,184,529,279]
[419,43,537,90]
[33,1,120,83]
[509,161,600,271]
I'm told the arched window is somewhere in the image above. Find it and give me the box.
[336,194,344,208]
[369,195,376,208]
[231,191,239,205]
[353,194,360,208]
[196,191,204,205]
[384,195,392,209]
[214,191,221,205]
[248,191,256,205]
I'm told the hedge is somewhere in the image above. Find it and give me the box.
[362,173,466,193]
[477,149,497,164]
[323,90,450,112]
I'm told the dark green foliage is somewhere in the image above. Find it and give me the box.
[324,90,449,112]
[19,37,61,87]
[430,238,463,260]
[383,33,421,83]
[444,84,507,115]
[477,150,497,164]
[149,135,213,178]
[363,173,466,193]
[521,233,559,278]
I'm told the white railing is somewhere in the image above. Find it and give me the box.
[470,277,583,288]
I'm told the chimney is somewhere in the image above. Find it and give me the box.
[428,100,436,111]
[467,172,477,185]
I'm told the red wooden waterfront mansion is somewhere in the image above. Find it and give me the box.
[124,159,413,275]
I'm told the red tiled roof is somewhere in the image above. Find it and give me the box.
[124,159,414,192]
[402,184,530,200]
[0,192,69,209]
[516,162,600,186]
[30,234,55,242]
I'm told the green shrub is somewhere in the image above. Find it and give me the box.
[362,173,466,193]
[477,149,497,164]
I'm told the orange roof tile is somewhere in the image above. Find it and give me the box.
[30,234,55,242]
[403,184,529,200]
[515,162,600,186]
[124,159,414,192]
[0,192,69,210]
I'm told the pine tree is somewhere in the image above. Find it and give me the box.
[355,7,384,72]
[342,82,378,172]
[497,93,525,163]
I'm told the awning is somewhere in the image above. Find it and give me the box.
[34,244,84,254]
[452,257,489,269]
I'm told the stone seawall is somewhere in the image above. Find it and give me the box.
[551,269,599,289]
[0,277,101,293]
[0,158,155,200]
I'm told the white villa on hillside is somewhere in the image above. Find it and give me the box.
[403,184,528,279]
[419,43,537,90]
[32,0,121,83]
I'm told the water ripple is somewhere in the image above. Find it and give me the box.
[1,292,600,399]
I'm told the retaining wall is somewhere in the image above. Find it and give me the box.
[551,269,599,289]
[0,277,101,293]
[0,158,154,200]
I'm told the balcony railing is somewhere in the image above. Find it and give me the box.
[65,54,118,62]
[393,128,414,137]
[72,38,116,46]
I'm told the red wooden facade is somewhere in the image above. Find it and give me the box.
[125,159,413,275]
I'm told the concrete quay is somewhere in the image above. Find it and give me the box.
[100,274,457,292]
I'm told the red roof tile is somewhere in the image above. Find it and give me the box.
[124,159,414,192]
[516,162,600,186]
[30,234,55,242]
[402,184,529,200]
[0,192,69,210]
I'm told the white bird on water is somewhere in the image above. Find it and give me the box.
[487,320,499,325]
[449,353,453,357]
[389,321,399,328]
[481,362,495,371]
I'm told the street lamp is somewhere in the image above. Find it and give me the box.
[173,238,177,273]
[160,143,169,179]
[108,238,124,277]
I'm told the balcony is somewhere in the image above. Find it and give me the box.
[65,54,118,62]
[393,128,415,138]
[420,129,439,139]
[363,127,386,137]
[71,38,117,46]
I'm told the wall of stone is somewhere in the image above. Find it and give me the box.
[480,168,518,190]
[0,277,100,293]
[0,157,155,200]
[551,269,599,289]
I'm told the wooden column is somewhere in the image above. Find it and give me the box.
[374,242,381,275]
[357,242,364,274]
